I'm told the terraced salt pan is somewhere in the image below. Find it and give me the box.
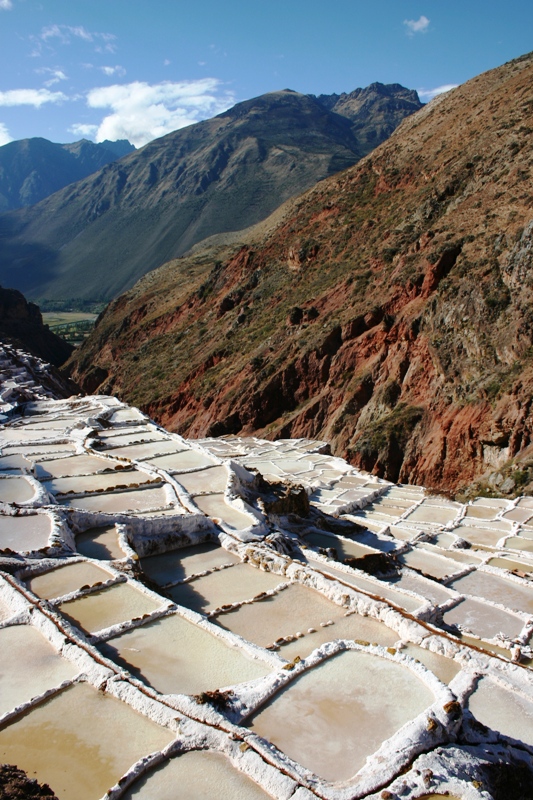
[108,408,147,423]
[141,543,239,586]
[147,448,215,471]
[170,563,282,614]
[5,443,75,455]
[398,644,461,685]
[468,676,533,746]
[249,650,435,782]
[108,441,182,460]
[0,453,32,471]
[0,513,51,551]
[399,549,464,580]
[403,503,460,526]
[384,572,455,606]
[27,561,114,600]
[75,525,125,560]
[99,613,270,695]
[450,525,507,548]
[0,682,173,800]
[487,555,533,575]
[192,493,254,530]
[59,581,161,634]
[442,598,525,641]
[98,430,168,448]
[175,466,228,493]
[505,536,533,553]
[0,476,36,503]
[123,750,271,800]
[0,625,78,716]
[34,454,123,479]
[502,507,533,523]
[450,570,533,614]
[0,428,62,442]
[303,532,378,561]
[43,468,155,496]
[60,485,171,513]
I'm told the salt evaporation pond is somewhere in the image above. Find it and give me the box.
[450,569,533,613]
[0,476,36,504]
[442,597,524,641]
[60,485,171,513]
[399,549,463,580]
[0,453,32,470]
[505,536,533,553]
[141,543,239,586]
[59,582,161,634]
[303,532,378,561]
[192,493,254,529]
[98,613,270,695]
[27,560,114,599]
[109,441,181,459]
[148,448,215,471]
[487,555,533,574]
[174,465,228,493]
[468,676,533,745]
[75,525,125,560]
[404,503,460,525]
[169,563,282,614]
[45,468,154,496]
[0,513,51,551]
[249,650,435,782]
[123,749,271,800]
[0,625,78,716]
[0,682,173,800]
[33,454,123,478]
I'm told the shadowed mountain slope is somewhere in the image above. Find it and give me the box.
[0,85,422,304]
[67,52,533,496]
[0,137,134,211]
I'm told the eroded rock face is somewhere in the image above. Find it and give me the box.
[0,287,73,367]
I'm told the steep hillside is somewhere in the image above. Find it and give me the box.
[0,85,421,304]
[67,52,533,497]
[0,286,73,366]
[0,137,134,211]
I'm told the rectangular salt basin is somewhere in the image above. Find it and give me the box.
[4,443,75,455]
[60,485,172,514]
[34,454,123,479]
[141,543,240,586]
[248,650,435,782]
[0,454,32,471]
[27,561,114,600]
[174,466,228,493]
[148,449,215,471]
[75,526,125,560]
[505,536,533,554]
[0,682,173,800]
[59,582,161,634]
[450,570,533,614]
[0,513,51,551]
[451,525,507,548]
[501,507,533,523]
[399,549,463,580]
[0,476,36,504]
[193,493,254,530]
[404,503,460,525]
[99,613,270,695]
[303,532,378,561]
[123,750,270,800]
[215,582,399,655]
[468,676,533,746]
[487,556,533,575]
[442,598,524,641]
[109,441,182,460]
[384,572,455,606]
[45,468,155,496]
[0,625,78,716]
[170,563,283,614]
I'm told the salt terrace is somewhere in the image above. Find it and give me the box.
[0,343,532,799]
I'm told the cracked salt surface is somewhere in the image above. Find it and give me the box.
[0,347,532,798]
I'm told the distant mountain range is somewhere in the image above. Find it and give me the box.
[0,137,135,212]
[0,83,421,304]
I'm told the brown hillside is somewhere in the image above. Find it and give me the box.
[68,52,533,496]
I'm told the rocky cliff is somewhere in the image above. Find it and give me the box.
[68,53,533,496]
[0,286,73,366]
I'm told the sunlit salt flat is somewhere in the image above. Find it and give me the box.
[248,650,435,782]
[75,525,125,560]
[174,466,228,493]
[44,468,155,496]
[0,625,78,716]
[468,676,533,746]
[399,549,463,580]
[442,597,525,641]
[451,525,508,548]
[59,582,161,633]
[123,749,271,800]
[192,493,254,530]
[311,560,424,612]
[450,570,533,614]
[0,513,51,551]
[147,448,215,471]
[141,542,239,586]
[33,454,123,479]
[27,560,114,600]
[0,682,173,800]
[59,485,172,513]
[170,563,283,614]
[99,613,270,695]
[0,476,36,504]
[303,531,378,561]
[505,536,533,553]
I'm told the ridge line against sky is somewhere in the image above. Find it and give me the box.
[1,0,532,148]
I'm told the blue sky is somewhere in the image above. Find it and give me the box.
[1,0,532,147]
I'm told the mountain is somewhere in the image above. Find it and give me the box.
[0,137,135,212]
[67,52,533,497]
[0,84,422,304]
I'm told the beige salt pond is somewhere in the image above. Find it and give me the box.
[44,468,154,496]
[468,676,533,746]
[33,453,123,479]
[148,448,215,471]
[174,465,228,493]
[487,555,533,575]
[170,563,283,614]
[193,493,254,530]
[303,532,378,561]
[505,536,533,554]
[59,582,161,634]
[109,441,181,460]
[450,570,533,614]
[404,503,460,526]
[0,625,78,716]
[141,542,239,586]
[60,485,172,514]
[399,549,463,580]
[0,681,173,800]
[98,613,270,695]
[0,476,37,504]
[123,749,271,800]
[3,443,75,455]
[0,453,32,471]
[248,650,435,782]
[0,513,51,551]
[442,598,524,641]
[75,525,125,560]
[27,561,114,600]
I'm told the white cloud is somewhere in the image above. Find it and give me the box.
[418,84,458,101]
[404,15,430,35]
[35,67,68,87]
[33,25,117,55]
[69,122,99,138]
[100,65,126,77]
[84,79,235,147]
[0,0,13,10]
[0,123,12,145]
[0,88,67,107]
